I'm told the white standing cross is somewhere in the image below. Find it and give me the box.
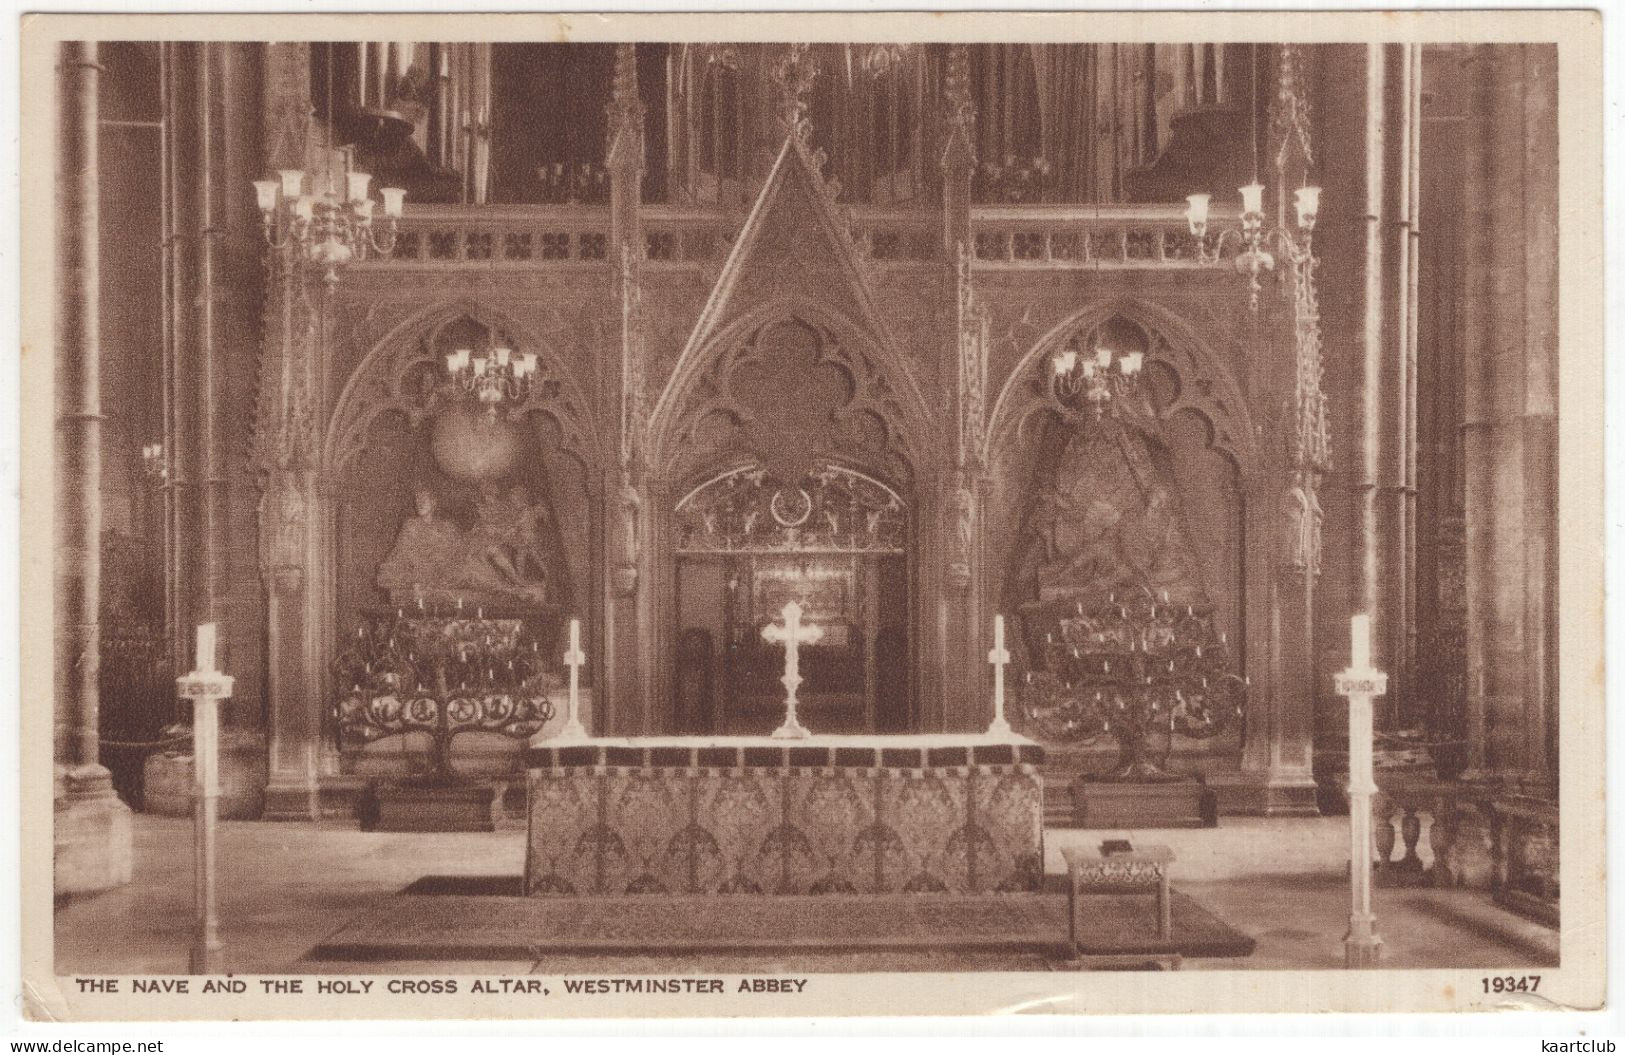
[763,600,824,740]
[554,617,589,740]
[1334,613,1387,969]
[986,614,1013,736]
[176,623,234,975]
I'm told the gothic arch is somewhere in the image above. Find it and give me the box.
[648,298,937,487]
[324,298,604,477]
[984,298,1257,474]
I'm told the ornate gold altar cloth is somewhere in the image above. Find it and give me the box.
[524,735,1044,897]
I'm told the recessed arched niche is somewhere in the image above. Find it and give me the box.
[668,461,912,737]
[330,313,593,668]
[988,310,1247,672]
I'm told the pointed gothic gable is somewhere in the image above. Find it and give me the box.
[679,136,893,368]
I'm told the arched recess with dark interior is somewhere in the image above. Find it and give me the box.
[323,305,601,774]
[649,309,928,736]
[984,305,1255,774]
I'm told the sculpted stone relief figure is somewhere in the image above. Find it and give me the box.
[1023,421,1206,605]
[376,485,555,608]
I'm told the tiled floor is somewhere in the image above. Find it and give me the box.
[54,814,1557,975]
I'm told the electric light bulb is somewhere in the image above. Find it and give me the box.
[1185,192,1210,235]
[1294,185,1322,229]
[278,169,305,198]
[380,187,407,218]
[346,171,372,204]
[1239,182,1265,217]
[253,180,279,213]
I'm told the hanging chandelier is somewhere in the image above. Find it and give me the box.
[444,343,538,417]
[252,169,405,288]
[251,42,407,288]
[1048,335,1145,422]
[1185,182,1321,313]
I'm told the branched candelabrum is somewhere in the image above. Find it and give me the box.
[443,343,538,417]
[253,168,406,288]
[1185,182,1319,312]
[1022,586,1247,782]
[332,605,557,783]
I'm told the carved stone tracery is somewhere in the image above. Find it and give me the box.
[660,314,916,489]
[675,463,906,555]
[325,307,598,476]
[989,307,1252,476]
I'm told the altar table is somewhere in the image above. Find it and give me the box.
[523,734,1045,897]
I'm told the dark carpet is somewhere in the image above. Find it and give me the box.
[309,877,1254,962]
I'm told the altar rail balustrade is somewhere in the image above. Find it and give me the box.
[346,203,1243,271]
[1369,770,1558,926]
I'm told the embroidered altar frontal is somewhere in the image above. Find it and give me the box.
[523,737,1046,896]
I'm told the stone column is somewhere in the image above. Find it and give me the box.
[1353,44,1386,689]
[1311,44,1396,800]
[181,42,270,818]
[215,43,269,743]
[605,43,648,734]
[256,42,324,820]
[940,45,974,257]
[55,40,133,895]
[940,43,982,731]
[196,43,225,631]
[1226,44,1323,816]
[1378,45,1421,727]
[164,42,201,679]
[1460,44,1558,790]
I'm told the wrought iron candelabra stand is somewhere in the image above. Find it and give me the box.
[1022,586,1247,782]
[332,605,558,783]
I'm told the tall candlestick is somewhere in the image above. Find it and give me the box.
[178,627,235,975]
[554,617,588,741]
[1335,612,1388,969]
[196,623,217,674]
[986,614,1013,737]
[1351,613,1371,668]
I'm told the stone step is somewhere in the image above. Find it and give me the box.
[1041,764,1077,828]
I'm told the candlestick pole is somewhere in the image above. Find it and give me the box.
[177,623,234,974]
[1335,613,1387,968]
[555,617,589,740]
[986,614,1013,736]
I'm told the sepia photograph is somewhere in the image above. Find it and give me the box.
[19,8,1606,1022]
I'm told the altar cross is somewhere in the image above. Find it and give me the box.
[986,614,1013,736]
[763,600,823,739]
[1334,613,1388,969]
